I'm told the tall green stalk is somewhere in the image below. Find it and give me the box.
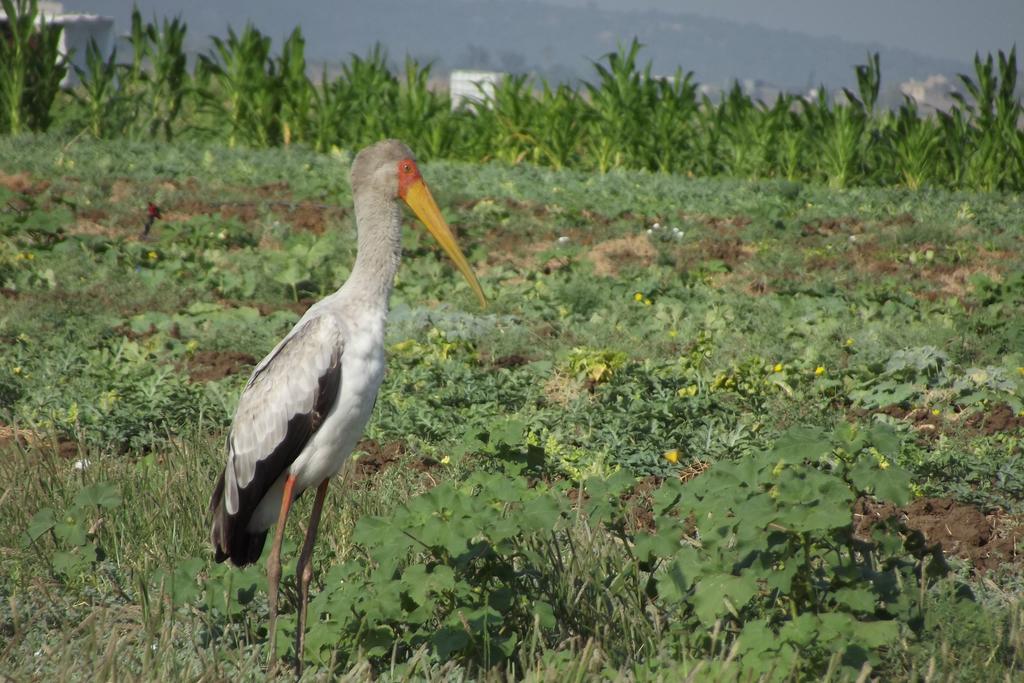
[0,0,65,134]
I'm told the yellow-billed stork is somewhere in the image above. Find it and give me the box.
[208,139,486,667]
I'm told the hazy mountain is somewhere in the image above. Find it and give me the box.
[64,0,974,90]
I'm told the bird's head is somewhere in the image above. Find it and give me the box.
[351,139,487,308]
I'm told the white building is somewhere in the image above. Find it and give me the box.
[0,2,114,88]
[449,70,504,111]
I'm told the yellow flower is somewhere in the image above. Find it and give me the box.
[815,366,825,376]
[931,408,940,416]
[440,455,451,465]
[663,449,680,464]
[1017,367,1024,376]
[12,366,22,375]
[844,338,854,347]
[879,459,890,470]
[643,298,652,306]
[668,329,678,338]
[634,292,644,302]
[773,362,784,373]
[147,250,158,261]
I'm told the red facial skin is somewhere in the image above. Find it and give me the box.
[396,159,422,199]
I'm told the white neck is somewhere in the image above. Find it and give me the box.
[339,193,402,309]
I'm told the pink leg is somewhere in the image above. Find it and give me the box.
[294,478,330,673]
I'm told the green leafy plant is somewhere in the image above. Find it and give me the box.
[24,482,123,578]
[0,0,66,134]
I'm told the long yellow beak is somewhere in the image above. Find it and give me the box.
[401,178,487,308]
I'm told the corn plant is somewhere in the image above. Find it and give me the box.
[17,9,1024,193]
[644,68,699,173]
[527,83,584,169]
[0,0,38,133]
[584,39,663,171]
[143,15,189,141]
[335,45,400,147]
[0,0,66,134]
[277,27,313,146]
[71,40,123,138]
[199,24,279,147]
[891,98,944,189]
[310,65,350,153]
[394,56,455,160]
[803,88,868,188]
[480,73,540,164]
[951,48,1023,191]
[716,84,776,178]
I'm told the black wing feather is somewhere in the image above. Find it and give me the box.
[209,331,342,566]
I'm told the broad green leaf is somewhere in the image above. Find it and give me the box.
[432,627,469,660]
[52,544,97,576]
[53,519,88,546]
[692,573,757,625]
[634,526,681,561]
[834,587,877,612]
[867,422,900,458]
[655,556,691,603]
[25,507,57,543]
[533,600,556,629]
[770,426,832,464]
[871,465,913,505]
[73,482,122,509]
[156,557,204,607]
[519,495,562,532]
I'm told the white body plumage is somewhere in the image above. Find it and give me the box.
[244,299,387,532]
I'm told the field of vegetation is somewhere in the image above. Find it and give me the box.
[1,2,1022,192]
[2,132,1022,679]
[1,1,1023,681]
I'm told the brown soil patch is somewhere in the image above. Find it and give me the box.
[220,298,314,317]
[870,405,946,442]
[68,218,119,238]
[622,476,660,532]
[679,213,751,232]
[219,203,260,224]
[160,197,342,234]
[0,425,79,459]
[586,235,657,277]
[884,212,917,228]
[846,241,1010,300]
[705,237,756,268]
[854,497,1021,572]
[272,203,345,235]
[78,208,109,221]
[0,171,49,195]
[256,181,290,197]
[181,350,257,383]
[348,439,439,483]
[350,439,407,479]
[855,403,1023,442]
[0,424,35,450]
[964,403,1024,436]
[108,179,134,205]
[800,217,866,237]
[489,354,530,370]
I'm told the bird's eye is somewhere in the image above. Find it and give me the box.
[402,163,412,173]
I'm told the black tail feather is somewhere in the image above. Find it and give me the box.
[209,469,268,567]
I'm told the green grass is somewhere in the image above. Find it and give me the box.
[1,133,1023,680]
